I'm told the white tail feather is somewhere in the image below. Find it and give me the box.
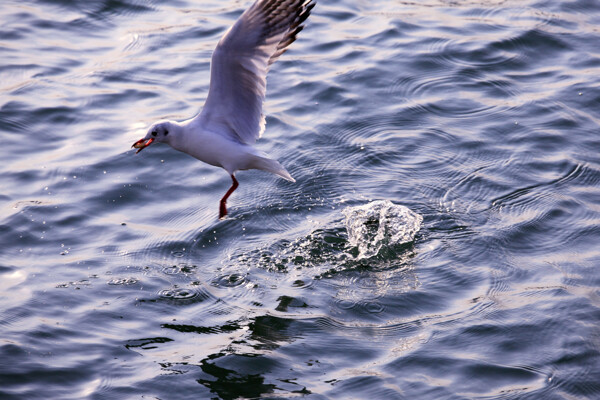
[250,155,295,182]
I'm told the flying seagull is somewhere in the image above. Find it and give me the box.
[132,0,315,219]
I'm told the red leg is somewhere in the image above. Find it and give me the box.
[219,174,239,219]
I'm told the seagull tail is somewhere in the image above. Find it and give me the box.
[251,155,296,183]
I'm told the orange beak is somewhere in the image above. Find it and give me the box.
[132,138,154,154]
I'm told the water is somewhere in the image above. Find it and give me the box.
[1,0,600,398]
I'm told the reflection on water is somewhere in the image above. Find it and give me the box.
[1,0,600,398]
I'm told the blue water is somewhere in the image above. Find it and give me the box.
[2,0,600,398]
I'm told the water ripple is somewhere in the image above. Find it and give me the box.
[156,285,210,304]
[2,0,600,398]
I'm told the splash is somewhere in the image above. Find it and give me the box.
[342,200,422,259]
[229,201,422,274]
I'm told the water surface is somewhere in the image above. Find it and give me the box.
[1,0,600,398]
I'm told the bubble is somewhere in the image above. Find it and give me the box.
[108,277,138,285]
[335,299,357,310]
[212,273,247,288]
[162,265,180,275]
[365,301,385,314]
[158,287,200,300]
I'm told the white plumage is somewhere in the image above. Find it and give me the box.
[132,0,315,219]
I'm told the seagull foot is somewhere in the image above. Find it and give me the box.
[218,174,238,220]
[219,203,227,220]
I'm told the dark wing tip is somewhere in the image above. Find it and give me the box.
[267,0,316,65]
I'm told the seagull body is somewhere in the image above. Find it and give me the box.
[133,0,315,218]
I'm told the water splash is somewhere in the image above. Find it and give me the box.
[342,200,422,259]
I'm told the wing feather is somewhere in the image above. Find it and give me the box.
[194,0,315,144]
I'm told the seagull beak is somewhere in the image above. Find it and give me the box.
[132,138,154,154]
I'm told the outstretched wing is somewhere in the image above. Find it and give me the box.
[194,0,315,144]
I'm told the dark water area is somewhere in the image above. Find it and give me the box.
[1,0,600,398]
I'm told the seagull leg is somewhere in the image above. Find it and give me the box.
[219,174,239,219]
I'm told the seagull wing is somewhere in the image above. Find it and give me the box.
[194,0,315,144]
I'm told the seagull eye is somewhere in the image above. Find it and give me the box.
[151,131,157,137]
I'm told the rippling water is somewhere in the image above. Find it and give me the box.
[2,0,600,398]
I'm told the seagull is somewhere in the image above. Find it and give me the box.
[132,0,315,219]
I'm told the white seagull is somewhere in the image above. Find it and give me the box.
[132,0,315,219]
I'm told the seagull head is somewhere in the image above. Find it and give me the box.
[132,120,176,154]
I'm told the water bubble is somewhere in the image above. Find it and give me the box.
[365,301,385,314]
[212,273,247,288]
[162,264,196,275]
[158,287,200,300]
[162,265,180,275]
[108,277,138,285]
[335,299,357,310]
